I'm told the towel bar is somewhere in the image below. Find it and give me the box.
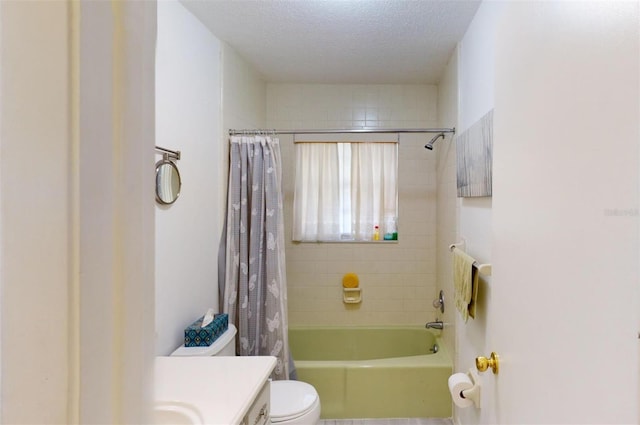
[449,240,465,251]
[449,241,492,276]
[475,263,492,276]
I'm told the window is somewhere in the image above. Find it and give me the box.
[292,135,398,242]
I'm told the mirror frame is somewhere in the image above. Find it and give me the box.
[155,158,182,205]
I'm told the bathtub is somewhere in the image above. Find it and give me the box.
[289,326,452,419]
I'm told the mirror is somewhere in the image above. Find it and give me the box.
[155,158,181,205]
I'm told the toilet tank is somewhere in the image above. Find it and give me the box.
[171,324,237,357]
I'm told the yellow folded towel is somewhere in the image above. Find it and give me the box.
[453,248,475,322]
[468,267,479,319]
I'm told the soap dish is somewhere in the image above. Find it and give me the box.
[343,287,362,304]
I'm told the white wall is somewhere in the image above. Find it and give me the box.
[220,44,267,227]
[77,2,157,421]
[436,49,458,355]
[155,0,222,356]
[451,6,503,423]
[1,1,156,422]
[442,1,639,423]
[0,2,70,421]
[456,1,501,265]
[222,44,266,134]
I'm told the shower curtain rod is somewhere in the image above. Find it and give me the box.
[228,127,455,136]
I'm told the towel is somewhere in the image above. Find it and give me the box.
[453,248,475,322]
[468,266,480,319]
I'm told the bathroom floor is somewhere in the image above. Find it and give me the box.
[319,419,452,425]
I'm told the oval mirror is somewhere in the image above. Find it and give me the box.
[155,159,181,205]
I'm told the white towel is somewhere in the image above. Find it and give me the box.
[453,248,475,322]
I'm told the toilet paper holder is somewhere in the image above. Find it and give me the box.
[461,369,480,408]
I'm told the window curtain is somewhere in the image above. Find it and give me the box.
[293,138,397,242]
[221,135,291,380]
[292,143,341,241]
[351,143,398,240]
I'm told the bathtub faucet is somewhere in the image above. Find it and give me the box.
[425,319,443,330]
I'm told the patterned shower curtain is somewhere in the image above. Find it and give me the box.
[222,135,290,380]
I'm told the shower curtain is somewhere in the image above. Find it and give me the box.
[221,135,291,380]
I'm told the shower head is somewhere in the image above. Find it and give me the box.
[425,133,446,150]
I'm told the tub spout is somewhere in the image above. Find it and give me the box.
[425,319,443,330]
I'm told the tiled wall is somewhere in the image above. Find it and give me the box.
[267,84,439,326]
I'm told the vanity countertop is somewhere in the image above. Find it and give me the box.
[155,356,276,424]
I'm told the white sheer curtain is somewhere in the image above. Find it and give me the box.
[293,140,397,242]
[292,143,341,241]
[351,143,398,241]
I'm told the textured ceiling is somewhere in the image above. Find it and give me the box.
[180,0,481,84]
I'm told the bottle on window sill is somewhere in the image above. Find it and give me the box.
[384,216,398,240]
[373,225,380,241]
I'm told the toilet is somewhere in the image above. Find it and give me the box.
[171,324,321,425]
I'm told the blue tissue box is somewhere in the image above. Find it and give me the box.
[184,313,229,347]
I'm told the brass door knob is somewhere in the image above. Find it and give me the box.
[476,352,499,374]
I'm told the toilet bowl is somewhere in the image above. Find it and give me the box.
[171,324,321,425]
[270,380,321,425]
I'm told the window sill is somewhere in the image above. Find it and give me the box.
[292,240,399,244]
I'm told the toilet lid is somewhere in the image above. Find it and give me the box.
[270,380,318,422]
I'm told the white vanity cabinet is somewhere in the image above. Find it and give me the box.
[155,356,276,424]
[241,380,270,425]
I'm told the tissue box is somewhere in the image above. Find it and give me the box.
[184,313,229,347]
